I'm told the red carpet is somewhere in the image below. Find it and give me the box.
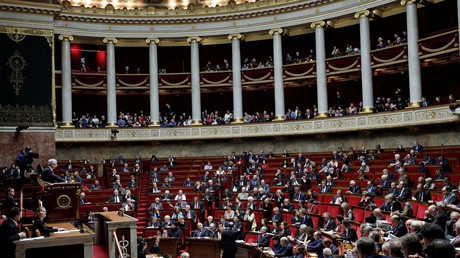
[93,243,109,258]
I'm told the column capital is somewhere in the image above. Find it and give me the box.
[228,33,245,41]
[103,37,118,44]
[146,38,160,45]
[310,20,335,29]
[400,0,424,6]
[268,28,285,36]
[58,34,74,42]
[187,36,202,44]
[354,9,382,19]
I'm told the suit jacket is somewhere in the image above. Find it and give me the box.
[32,218,58,237]
[281,203,295,212]
[160,193,173,200]
[273,242,294,257]
[221,229,238,254]
[184,210,197,221]
[412,190,431,202]
[0,218,21,258]
[432,213,448,230]
[149,243,163,256]
[331,195,347,204]
[319,186,332,193]
[257,233,270,247]
[193,228,207,238]
[340,226,358,241]
[365,214,385,224]
[397,187,412,200]
[41,167,66,183]
[381,180,392,187]
[412,145,423,152]
[247,202,259,210]
[391,221,407,237]
[5,195,18,213]
[202,193,215,202]
[108,195,125,203]
[442,193,458,205]
[293,192,306,201]
[272,213,283,222]
[445,220,456,239]
[348,185,362,194]
[380,201,402,212]
[204,229,218,239]
[191,201,205,213]
[322,219,336,231]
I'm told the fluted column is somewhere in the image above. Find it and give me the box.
[146,38,160,126]
[58,34,74,127]
[311,21,329,117]
[228,33,244,123]
[187,36,202,125]
[103,37,118,127]
[402,0,422,107]
[269,28,285,121]
[355,10,374,113]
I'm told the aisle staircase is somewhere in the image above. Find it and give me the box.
[136,172,149,237]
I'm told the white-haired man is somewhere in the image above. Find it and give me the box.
[41,159,66,183]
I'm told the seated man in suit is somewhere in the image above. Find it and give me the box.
[424,204,448,230]
[191,197,205,214]
[320,212,336,231]
[41,159,66,183]
[319,180,332,193]
[442,186,458,205]
[205,223,218,239]
[272,207,283,222]
[273,237,294,257]
[184,205,197,222]
[121,198,135,212]
[345,180,362,195]
[4,188,18,213]
[281,199,295,213]
[379,193,402,213]
[412,184,432,202]
[387,215,407,237]
[365,208,385,225]
[107,189,124,203]
[289,224,308,243]
[149,237,164,256]
[202,189,215,202]
[339,220,358,242]
[445,211,460,240]
[160,190,173,201]
[396,181,412,200]
[330,190,347,205]
[192,222,208,238]
[307,231,324,255]
[257,226,270,247]
[247,197,259,210]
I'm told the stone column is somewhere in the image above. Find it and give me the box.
[187,36,202,125]
[402,0,422,107]
[269,28,285,121]
[228,33,244,123]
[355,10,374,113]
[58,34,74,127]
[146,38,160,126]
[311,21,329,117]
[103,38,118,127]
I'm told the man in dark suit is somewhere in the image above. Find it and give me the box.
[41,159,66,183]
[160,190,173,201]
[202,189,215,202]
[193,223,208,238]
[232,216,244,240]
[257,226,270,247]
[396,182,412,200]
[445,212,459,240]
[107,190,124,203]
[149,237,163,256]
[388,215,407,237]
[319,180,332,193]
[184,205,197,222]
[346,180,362,195]
[425,204,448,230]
[320,212,336,231]
[205,223,218,239]
[365,208,385,225]
[191,197,205,214]
[281,199,295,212]
[380,194,403,212]
[293,187,306,201]
[0,207,26,258]
[4,188,18,213]
[412,141,424,152]
[340,220,358,241]
[272,207,283,222]
[247,197,259,210]
[412,184,432,202]
[274,237,294,257]
[221,222,239,258]
[330,190,347,205]
[442,186,458,205]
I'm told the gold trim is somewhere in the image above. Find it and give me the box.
[420,37,456,53]
[146,38,160,45]
[74,78,104,87]
[149,121,161,126]
[61,122,74,127]
[273,116,284,121]
[327,60,359,71]
[228,33,245,41]
[284,66,314,77]
[103,37,118,44]
[191,120,202,125]
[160,77,190,86]
[187,36,202,44]
[202,75,230,84]
[361,107,374,113]
[400,0,424,6]
[372,50,406,63]
[316,112,328,118]
[233,118,244,123]
[0,26,53,38]
[408,102,421,108]
[243,72,271,81]
[58,34,74,42]
[106,122,118,127]
[117,77,148,87]
[51,33,56,127]
[269,28,284,36]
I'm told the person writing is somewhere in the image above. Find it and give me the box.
[32,207,66,237]
[0,207,27,258]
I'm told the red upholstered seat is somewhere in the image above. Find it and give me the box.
[310,216,319,228]
[353,209,365,223]
[327,206,341,217]
[245,234,258,244]
[319,205,328,215]
[416,205,428,219]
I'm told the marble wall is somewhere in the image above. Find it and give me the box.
[55,123,460,161]
[0,128,56,168]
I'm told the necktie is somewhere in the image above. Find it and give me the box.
[115,196,119,203]
[125,205,129,211]
[188,212,191,219]
[421,192,423,201]
[198,231,201,237]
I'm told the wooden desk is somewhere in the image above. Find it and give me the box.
[188,237,221,258]
[145,237,177,257]
[14,222,94,258]
[236,242,259,258]
[95,211,138,258]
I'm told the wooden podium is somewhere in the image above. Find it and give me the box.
[94,211,138,258]
[188,238,221,258]
[44,183,80,222]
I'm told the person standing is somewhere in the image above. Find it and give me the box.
[221,222,239,258]
[41,159,66,183]
[0,207,26,258]
[5,188,19,213]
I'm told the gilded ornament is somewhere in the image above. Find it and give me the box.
[7,50,27,96]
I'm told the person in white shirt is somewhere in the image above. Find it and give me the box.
[175,190,187,201]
